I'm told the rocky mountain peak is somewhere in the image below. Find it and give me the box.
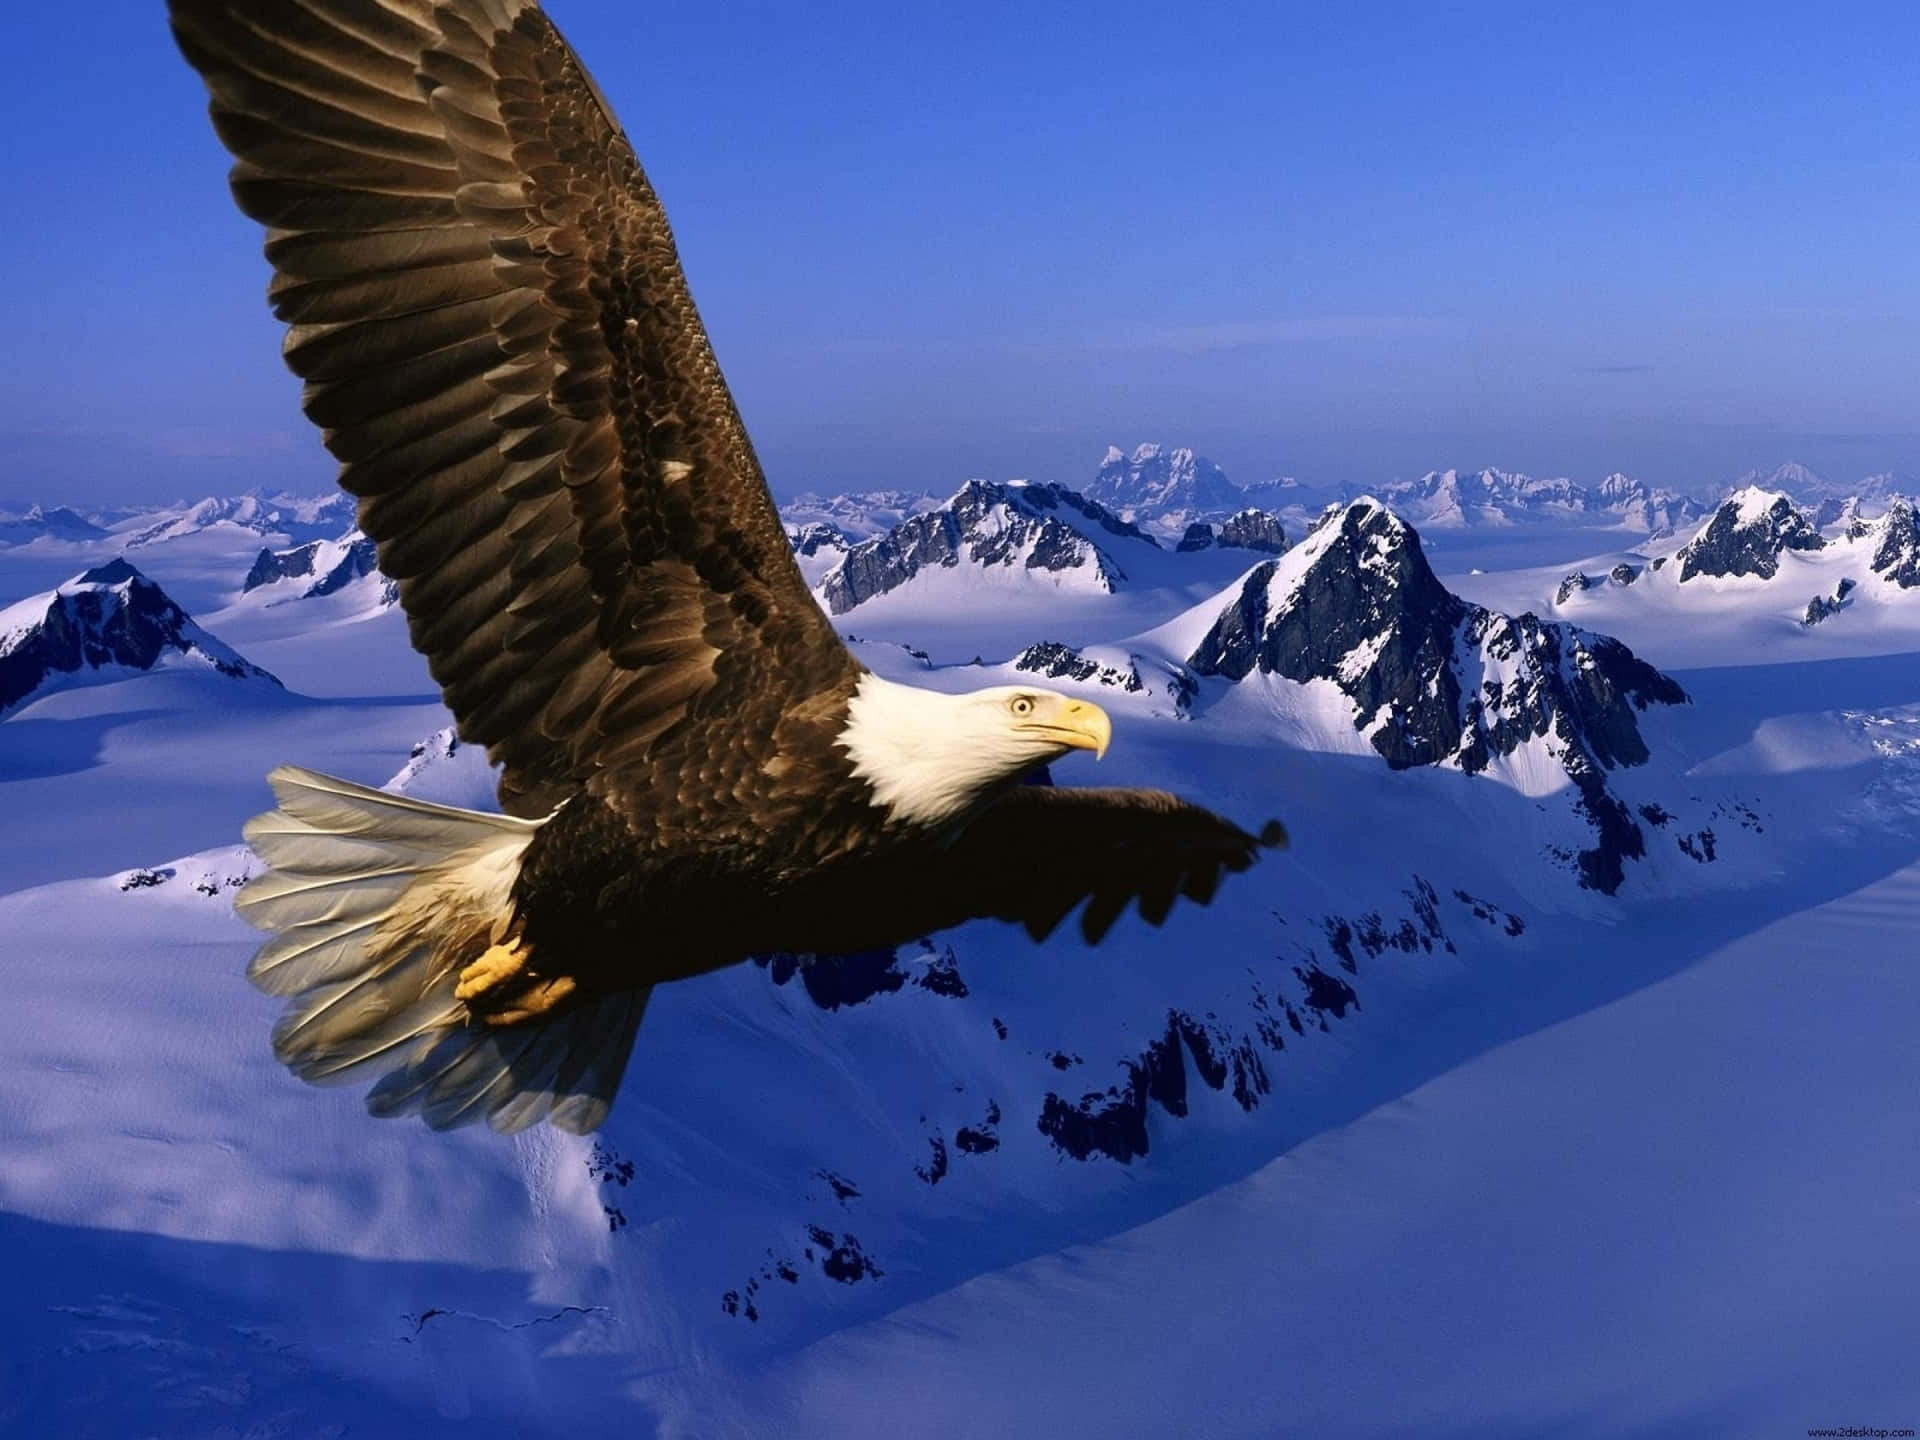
[0,504,106,543]
[818,480,1143,615]
[1677,488,1824,581]
[1085,443,1242,526]
[1869,498,1920,588]
[242,529,393,606]
[1183,499,1686,892]
[0,559,277,713]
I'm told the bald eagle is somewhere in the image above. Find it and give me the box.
[171,0,1285,1134]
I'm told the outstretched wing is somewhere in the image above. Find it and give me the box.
[924,787,1287,945]
[170,0,857,817]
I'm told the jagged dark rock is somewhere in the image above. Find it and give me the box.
[0,560,277,712]
[1870,499,1920,588]
[914,946,970,998]
[753,949,909,1010]
[243,530,385,599]
[1036,1009,1269,1163]
[1217,508,1288,554]
[786,521,849,559]
[1011,641,1144,693]
[1677,490,1825,581]
[1555,571,1594,605]
[1609,563,1640,586]
[1176,522,1215,553]
[1803,577,1858,627]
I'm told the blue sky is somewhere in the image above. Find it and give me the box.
[3,1,1919,505]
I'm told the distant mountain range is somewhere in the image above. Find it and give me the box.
[0,491,356,550]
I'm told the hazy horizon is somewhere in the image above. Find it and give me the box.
[5,1,1919,508]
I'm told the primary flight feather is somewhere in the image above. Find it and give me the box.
[170,0,1285,1134]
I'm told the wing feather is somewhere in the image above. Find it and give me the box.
[923,788,1287,946]
[170,0,858,820]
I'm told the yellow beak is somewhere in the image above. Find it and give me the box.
[1022,698,1112,760]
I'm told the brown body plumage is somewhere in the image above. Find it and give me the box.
[171,0,1283,1133]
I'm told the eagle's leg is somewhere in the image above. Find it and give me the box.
[454,940,529,1004]
[455,939,579,1026]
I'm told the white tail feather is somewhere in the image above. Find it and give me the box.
[236,765,647,1135]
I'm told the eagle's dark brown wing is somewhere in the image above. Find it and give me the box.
[170,0,858,817]
[923,787,1287,945]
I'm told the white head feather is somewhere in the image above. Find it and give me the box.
[837,673,1112,828]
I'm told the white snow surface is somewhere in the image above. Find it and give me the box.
[3,485,1919,1435]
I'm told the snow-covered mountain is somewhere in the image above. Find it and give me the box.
[0,558,278,713]
[1161,499,1686,891]
[1464,489,1920,671]
[818,479,1161,614]
[1673,487,1826,581]
[240,529,396,611]
[1085,443,1243,536]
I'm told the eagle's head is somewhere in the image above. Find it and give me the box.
[839,674,1113,827]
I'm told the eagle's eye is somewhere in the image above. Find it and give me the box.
[1010,695,1035,717]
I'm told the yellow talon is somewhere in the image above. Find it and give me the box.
[483,975,579,1027]
[455,941,530,1004]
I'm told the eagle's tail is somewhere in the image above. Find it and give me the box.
[235,766,647,1135]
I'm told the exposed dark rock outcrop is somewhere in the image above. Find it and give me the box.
[786,521,850,559]
[1217,508,1289,554]
[1803,577,1857,627]
[1011,641,1144,693]
[1555,571,1594,605]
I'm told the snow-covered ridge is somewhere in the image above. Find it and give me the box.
[818,480,1155,615]
[1674,490,1920,597]
[240,529,396,610]
[124,492,357,548]
[779,489,941,542]
[0,505,107,544]
[0,558,278,713]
